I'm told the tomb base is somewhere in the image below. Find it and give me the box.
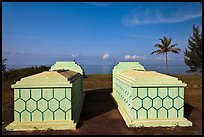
[5,93,84,131]
[111,93,192,128]
[5,120,76,131]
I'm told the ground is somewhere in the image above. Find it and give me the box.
[2,74,202,135]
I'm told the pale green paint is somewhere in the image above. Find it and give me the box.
[11,71,76,88]
[112,62,192,127]
[113,62,145,75]
[115,70,186,87]
[50,61,84,75]
[111,93,192,127]
[14,88,72,122]
[6,61,84,131]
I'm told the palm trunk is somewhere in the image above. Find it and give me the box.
[166,52,168,74]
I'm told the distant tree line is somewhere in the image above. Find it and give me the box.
[2,58,7,72]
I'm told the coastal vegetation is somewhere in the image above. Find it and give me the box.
[151,36,181,74]
[184,25,202,73]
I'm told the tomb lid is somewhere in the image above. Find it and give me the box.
[50,61,84,75]
[116,69,186,87]
[11,70,80,88]
[113,62,145,75]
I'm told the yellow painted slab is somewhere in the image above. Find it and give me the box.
[116,70,186,87]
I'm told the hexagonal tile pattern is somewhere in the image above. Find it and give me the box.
[153,97,162,109]
[42,88,53,100]
[168,88,178,98]
[44,109,53,121]
[13,87,77,122]
[32,110,42,121]
[54,88,65,100]
[26,99,36,112]
[38,99,47,112]
[158,108,167,118]
[21,111,30,122]
[54,109,65,120]
[49,98,59,111]
[143,97,152,110]
[138,108,147,119]
[21,89,30,101]
[14,89,20,101]
[138,88,147,99]
[115,81,185,120]
[174,97,183,109]
[14,111,20,121]
[31,89,42,101]
[178,108,184,118]
[158,88,167,98]
[132,98,142,110]
[178,88,184,98]
[131,88,138,97]
[148,88,157,99]
[131,109,137,119]
[168,107,177,118]
[65,110,71,120]
[60,98,71,111]
[15,99,25,112]
[163,97,173,109]
[148,108,157,119]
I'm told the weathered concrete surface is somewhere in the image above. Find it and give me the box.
[2,89,202,135]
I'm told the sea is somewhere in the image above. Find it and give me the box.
[6,65,194,75]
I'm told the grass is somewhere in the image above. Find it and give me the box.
[83,74,112,90]
[2,66,50,125]
[2,68,202,128]
[170,74,202,111]
[83,74,202,111]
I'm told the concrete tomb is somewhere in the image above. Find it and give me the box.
[6,61,84,131]
[111,62,192,127]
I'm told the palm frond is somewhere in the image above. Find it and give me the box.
[163,36,167,41]
[171,50,180,54]
[170,48,181,54]
[163,36,169,45]
[154,44,164,49]
[152,36,180,56]
[160,36,172,49]
[167,37,172,46]
[169,44,178,48]
[172,47,181,51]
[159,38,165,46]
[151,49,164,55]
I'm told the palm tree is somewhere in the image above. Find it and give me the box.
[151,36,181,74]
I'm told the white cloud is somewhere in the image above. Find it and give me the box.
[122,55,184,61]
[123,4,202,26]
[125,13,202,26]
[124,55,141,60]
[102,53,110,60]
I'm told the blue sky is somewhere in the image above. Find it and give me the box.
[2,2,202,65]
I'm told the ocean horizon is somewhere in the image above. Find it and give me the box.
[6,64,194,75]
